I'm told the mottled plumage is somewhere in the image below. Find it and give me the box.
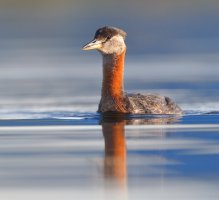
[98,93,182,114]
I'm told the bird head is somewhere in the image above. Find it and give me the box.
[82,26,127,55]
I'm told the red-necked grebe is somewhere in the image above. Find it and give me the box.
[82,26,182,115]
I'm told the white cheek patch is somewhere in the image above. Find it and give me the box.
[102,35,126,55]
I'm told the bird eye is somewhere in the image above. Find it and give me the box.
[106,35,111,40]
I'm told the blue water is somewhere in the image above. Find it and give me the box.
[0,113,218,126]
[0,51,218,199]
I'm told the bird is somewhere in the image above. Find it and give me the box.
[82,26,182,115]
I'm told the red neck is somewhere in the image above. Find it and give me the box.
[101,50,126,99]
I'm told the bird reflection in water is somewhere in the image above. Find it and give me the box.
[102,115,127,186]
[100,113,179,193]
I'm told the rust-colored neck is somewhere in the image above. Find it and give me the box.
[101,50,126,98]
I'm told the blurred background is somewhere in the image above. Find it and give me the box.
[1,0,219,53]
[0,0,219,117]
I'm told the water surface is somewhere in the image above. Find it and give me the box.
[0,49,219,199]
